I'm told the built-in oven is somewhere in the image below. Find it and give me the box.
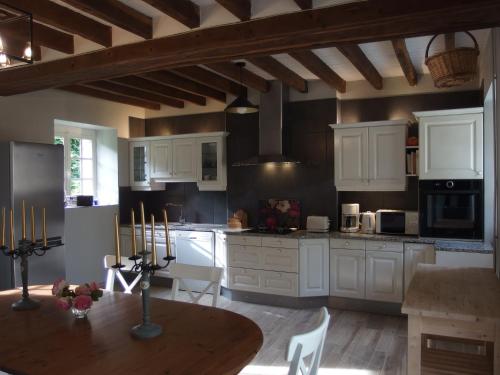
[419,180,483,240]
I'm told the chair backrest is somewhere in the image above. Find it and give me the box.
[169,263,223,307]
[286,307,331,375]
[103,255,142,294]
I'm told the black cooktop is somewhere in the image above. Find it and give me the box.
[247,227,295,235]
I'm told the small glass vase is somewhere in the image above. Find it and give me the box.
[71,307,90,319]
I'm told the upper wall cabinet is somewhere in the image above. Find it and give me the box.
[150,140,173,179]
[129,141,164,191]
[172,138,197,182]
[414,108,484,180]
[331,120,407,191]
[197,136,227,191]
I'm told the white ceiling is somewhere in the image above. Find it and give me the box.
[44,0,490,87]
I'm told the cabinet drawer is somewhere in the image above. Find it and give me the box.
[330,238,365,250]
[261,237,298,249]
[227,245,261,269]
[261,247,298,273]
[261,270,298,297]
[228,267,260,291]
[366,240,403,253]
[227,235,262,247]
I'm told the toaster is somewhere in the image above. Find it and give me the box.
[306,216,330,232]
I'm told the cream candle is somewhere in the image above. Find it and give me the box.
[140,201,146,253]
[130,208,137,256]
[150,214,157,266]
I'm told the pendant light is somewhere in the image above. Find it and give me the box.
[225,62,259,114]
[0,2,34,69]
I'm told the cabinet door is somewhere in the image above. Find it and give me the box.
[228,267,260,292]
[368,125,406,191]
[366,251,403,302]
[334,127,369,191]
[129,141,150,188]
[227,245,261,269]
[299,239,329,297]
[261,247,298,273]
[261,270,298,297]
[197,136,227,191]
[172,138,197,181]
[419,113,483,179]
[150,140,173,179]
[404,244,435,294]
[330,249,365,299]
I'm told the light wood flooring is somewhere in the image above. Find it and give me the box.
[150,287,408,375]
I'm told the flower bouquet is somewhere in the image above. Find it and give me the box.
[52,278,103,318]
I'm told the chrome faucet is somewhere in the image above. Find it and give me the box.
[165,203,185,223]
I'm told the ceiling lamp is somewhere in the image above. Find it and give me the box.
[225,62,259,114]
[0,2,33,69]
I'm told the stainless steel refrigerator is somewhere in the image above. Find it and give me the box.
[0,141,65,290]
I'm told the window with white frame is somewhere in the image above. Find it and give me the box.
[54,128,97,197]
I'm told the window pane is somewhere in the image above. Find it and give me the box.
[70,180,81,196]
[81,159,93,179]
[54,136,64,145]
[71,157,80,179]
[70,138,81,158]
[81,138,93,159]
[82,180,93,195]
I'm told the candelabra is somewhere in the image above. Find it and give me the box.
[1,236,63,310]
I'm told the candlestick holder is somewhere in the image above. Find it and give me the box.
[1,237,63,310]
[119,251,175,340]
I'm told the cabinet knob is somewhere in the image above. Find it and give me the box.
[382,244,387,248]
[344,241,349,246]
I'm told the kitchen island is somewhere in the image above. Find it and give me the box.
[402,264,500,374]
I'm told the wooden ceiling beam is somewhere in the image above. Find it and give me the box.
[140,71,227,103]
[0,0,112,47]
[391,39,418,86]
[289,50,346,92]
[172,66,246,97]
[294,0,312,10]
[215,0,251,21]
[247,56,307,93]
[111,76,206,105]
[61,0,153,39]
[2,1,500,95]
[205,62,269,93]
[337,45,383,90]
[61,85,161,110]
[33,23,74,54]
[140,0,199,29]
[85,81,184,108]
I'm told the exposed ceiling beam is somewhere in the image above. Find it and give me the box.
[391,39,418,86]
[85,81,184,108]
[140,0,199,29]
[61,0,153,39]
[111,76,206,105]
[289,50,346,92]
[337,45,383,90]
[1,1,500,95]
[215,0,251,21]
[205,62,269,93]
[33,23,74,54]
[294,0,312,10]
[0,0,112,47]
[172,66,246,97]
[140,71,227,103]
[247,56,307,93]
[61,85,161,110]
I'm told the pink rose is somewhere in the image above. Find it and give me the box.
[52,278,68,297]
[89,282,100,292]
[75,285,91,296]
[73,295,93,310]
[56,297,71,311]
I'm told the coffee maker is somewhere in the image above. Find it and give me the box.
[340,203,360,233]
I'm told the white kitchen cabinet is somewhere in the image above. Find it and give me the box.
[404,243,435,294]
[228,245,261,269]
[197,136,227,191]
[261,247,299,273]
[228,267,260,291]
[129,141,164,191]
[150,140,173,179]
[261,270,298,297]
[435,250,493,269]
[172,138,197,181]
[330,249,365,299]
[333,126,369,190]
[331,120,407,191]
[415,108,484,180]
[368,125,406,190]
[299,239,329,297]
[366,250,403,303]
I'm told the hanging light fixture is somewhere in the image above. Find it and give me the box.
[0,2,33,69]
[225,62,259,114]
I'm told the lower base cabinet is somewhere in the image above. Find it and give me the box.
[330,249,366,299]
[228,267,298,297]
[366,251,403,303]
[404,243,435,293]
[299,239,329,297]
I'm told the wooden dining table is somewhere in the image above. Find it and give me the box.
[0,286,263,375]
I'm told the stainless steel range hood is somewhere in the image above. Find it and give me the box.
[233,81,300,166]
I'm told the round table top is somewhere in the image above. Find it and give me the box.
[0,287,263,375]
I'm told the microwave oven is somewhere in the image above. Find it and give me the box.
[375,210,418,235]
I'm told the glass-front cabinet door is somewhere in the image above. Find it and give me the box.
[197,136,226,191]
[129,141,150,188]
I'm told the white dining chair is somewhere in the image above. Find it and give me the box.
[169,263,223,307]
[103,255,142,294]
[286,307,331,375]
